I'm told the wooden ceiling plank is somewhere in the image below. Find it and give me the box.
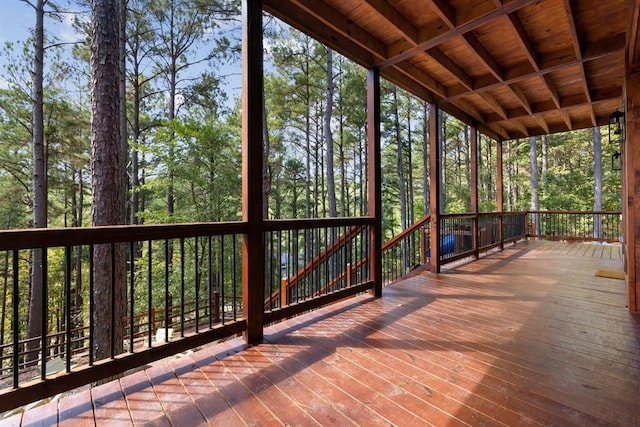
[426,47,474,90]
[428,0,456,29]
[380,0,537,68]
[463,33,504,81]
[364,0,418,44]
[507,13,539,71]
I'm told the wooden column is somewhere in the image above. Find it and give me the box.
[624,72,640,312]
[470,126,479,259]
[496,139,505,250]
[241,0,265,343]
[367,68,383,296]
[429,104,441,273]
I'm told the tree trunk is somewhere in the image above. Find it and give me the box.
[325,48,337,218]
[392,88,408,269]
[90,0,127,362]
[262,94,270,219]
[422,102,429,216]
[529,137,540,236]
[593,127,603,238]
[27,0,47,363]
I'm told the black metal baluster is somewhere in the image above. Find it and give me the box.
[65,247,72,371]
[12,250,19,388]
[147,240,153,348]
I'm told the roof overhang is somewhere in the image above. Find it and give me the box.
[265,0,627,141]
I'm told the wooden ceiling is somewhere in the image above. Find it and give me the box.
[264,0,627,141]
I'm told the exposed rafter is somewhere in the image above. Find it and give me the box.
[562,0,596,126]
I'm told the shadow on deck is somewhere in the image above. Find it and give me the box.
[3,240,639,426]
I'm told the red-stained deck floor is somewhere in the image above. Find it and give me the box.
[2,240,639,426]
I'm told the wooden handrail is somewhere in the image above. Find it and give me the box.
[381,214,430,251]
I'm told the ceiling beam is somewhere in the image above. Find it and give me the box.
[379,0,535,68]
[562,0,596,126]
[287,0,387,60]
[480,92,508,120]
[509,84,532,114]
[506,12,539,71]
[426,47,474,90]
[628,0,640,71]
[543,75,562,109]
[535,116,550,134]
[364,0,418,44]
[483,86,621,123]
[462,33,505,81]
[428,0,456,29]
[446,34,625,101]
[263,0,376,66]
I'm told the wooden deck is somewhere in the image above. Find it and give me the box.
[2,240,639,426]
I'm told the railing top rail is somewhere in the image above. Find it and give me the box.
[264,216,375,232]
[527,210,621,215]
[382,214,430,251]
[0,221,248,251]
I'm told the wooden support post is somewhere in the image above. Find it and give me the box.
[280,278,287,308]
[419,228,427,265]
[470,126,479,258]
[367,68,383,296]
[241,0,265,343]
[496,139,505,250]
[429,103,441,273]
[624,72,640,312]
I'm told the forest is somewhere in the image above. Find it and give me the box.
[0,0,622,380]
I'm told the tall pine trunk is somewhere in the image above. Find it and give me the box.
[593,127,603,238]
[27,0,47,363]
[529,137,540,236]
[90,0,127,362]
[325,48,337,219]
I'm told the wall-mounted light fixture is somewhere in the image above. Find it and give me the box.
[612,151,621,171]
[608,109,625,144]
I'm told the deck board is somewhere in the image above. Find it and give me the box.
[3,240,639,426]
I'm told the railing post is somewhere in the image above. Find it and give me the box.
[280,278,288,308]
[419,228,427,265]
[346,263,352,288]
[497,140,505,250]
[470,126,479,259]
[429,103,441,273]
[367,68,383,296]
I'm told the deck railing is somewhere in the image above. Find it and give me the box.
[263,218,374,324]
[0,209,621,411]
[438,212,528,266]
[528,210,621,242]
[381,214,430,284]
[0,217,376,412]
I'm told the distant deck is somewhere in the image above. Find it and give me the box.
[2,240,638,426]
